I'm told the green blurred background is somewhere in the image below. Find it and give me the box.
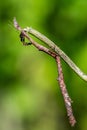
[0,0,87,130]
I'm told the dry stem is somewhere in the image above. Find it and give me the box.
[13,18,76,126]
[56,56,76,126]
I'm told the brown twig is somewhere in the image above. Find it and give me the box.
[13,18,76,126]
[56,56,76,126]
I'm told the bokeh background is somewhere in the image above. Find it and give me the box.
[0,0,87,130]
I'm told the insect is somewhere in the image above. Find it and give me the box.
[19,32,32,45]
[20,32,25,42]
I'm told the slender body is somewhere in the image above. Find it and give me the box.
[25,27,87,81]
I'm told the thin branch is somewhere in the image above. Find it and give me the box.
[14,17,87,82]
[23,27,87,82]
[27,37,76,126]
[22,33,76,126]
[13,18,76,126]
[24,33,77,126]
[27,37,77,126]
[56,56,76,126]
